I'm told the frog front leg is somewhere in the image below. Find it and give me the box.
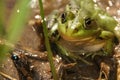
[103,39,115,56]
[99,31,116,56]
[87,31,116,58]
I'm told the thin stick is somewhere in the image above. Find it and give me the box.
[0,71,17,80]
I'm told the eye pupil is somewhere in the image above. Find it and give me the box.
[85,18,91,25]
[61,13,67,23]
[84,18,93,29]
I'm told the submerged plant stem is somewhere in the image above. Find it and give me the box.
[38,0,58,80]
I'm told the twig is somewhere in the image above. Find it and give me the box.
[0,71,17,80]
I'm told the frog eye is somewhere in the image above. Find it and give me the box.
[84,18,92,29]
[11,54,19,60]
[84,18,97,30]
[61,12,67,23]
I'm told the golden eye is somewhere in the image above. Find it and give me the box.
[84,18,97,30]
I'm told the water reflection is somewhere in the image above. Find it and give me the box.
[96,0,120,22]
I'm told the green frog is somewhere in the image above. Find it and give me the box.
[47,0,119,64]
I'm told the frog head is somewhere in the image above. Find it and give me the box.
[57,0,118,41]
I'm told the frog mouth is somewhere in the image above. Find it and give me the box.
[61,33,95,42]
[59,28,102,42]
[61,31,101,42]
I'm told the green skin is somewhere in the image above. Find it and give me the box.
[48,0,119,63]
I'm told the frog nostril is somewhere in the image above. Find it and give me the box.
[73,28,79,33]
